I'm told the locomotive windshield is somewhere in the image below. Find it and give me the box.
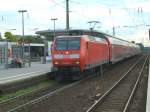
[55,37,80,50]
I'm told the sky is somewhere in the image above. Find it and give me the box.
[0,0,150,44]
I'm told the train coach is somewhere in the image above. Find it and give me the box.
[51,30,141,80]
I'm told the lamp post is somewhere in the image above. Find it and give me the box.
[18,10,27,36]
[18,10,27,63]
[66,0,69,29]
[51,18,57,40]
[41,36,47,64]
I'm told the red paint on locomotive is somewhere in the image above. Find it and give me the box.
[51,30,141,78]
[52,35,110,71]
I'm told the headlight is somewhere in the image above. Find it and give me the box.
[75,61,80,64]
[54,62,59,64]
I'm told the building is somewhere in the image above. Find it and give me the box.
[0,42,50,68]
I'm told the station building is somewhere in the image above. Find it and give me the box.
[0,42,52,69]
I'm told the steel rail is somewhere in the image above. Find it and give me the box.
[5,56,143,112]
[7,74,96,112]
[86,56,143,112]
[0,70,53,104]
[0,81,58,104]
[123,55,149,112]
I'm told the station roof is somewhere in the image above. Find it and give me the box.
[36,29,135,44]
[35,29,106,39]
[0,42,44,47]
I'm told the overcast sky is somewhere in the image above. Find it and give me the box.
[0,0,150,43]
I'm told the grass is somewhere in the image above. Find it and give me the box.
[0,79,57,102]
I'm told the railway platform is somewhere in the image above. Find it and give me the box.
[146,58,150,112]
[0,62,52,85]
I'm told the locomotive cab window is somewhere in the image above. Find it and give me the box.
[55,37,80,50]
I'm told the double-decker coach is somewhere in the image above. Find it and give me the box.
[51,30,141,80]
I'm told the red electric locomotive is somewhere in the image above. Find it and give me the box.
[51,30,141,80]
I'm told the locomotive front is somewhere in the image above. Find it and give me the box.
[52,36,81,72]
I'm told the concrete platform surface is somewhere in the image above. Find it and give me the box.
[0,62,52,84]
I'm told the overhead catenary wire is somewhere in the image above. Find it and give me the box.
[137,7,146,26]
[48,0,65,8]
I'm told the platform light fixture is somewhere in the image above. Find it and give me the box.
[18,10,27,63]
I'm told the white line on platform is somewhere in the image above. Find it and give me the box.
[0,70,51,81]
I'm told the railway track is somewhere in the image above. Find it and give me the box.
[1,74,96,112]
[0,55,144,112]
[0,81,63,112]
[86,55,148,112]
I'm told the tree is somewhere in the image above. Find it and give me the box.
[18,35,44,43]
[4,32,18,42]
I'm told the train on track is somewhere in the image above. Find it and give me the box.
[51,29,141,80]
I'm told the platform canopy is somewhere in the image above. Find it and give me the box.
[35,29,106,41]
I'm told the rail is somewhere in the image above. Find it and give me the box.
[6,74,95,112]
[86,55,148,112]
[123,55,148,112]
